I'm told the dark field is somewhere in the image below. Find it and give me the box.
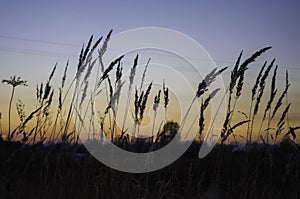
[1,140,299,199]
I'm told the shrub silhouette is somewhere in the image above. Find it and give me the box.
[159,121,180,145]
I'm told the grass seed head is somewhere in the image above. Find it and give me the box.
[263,65,278,119]
[272,71,290,119]
[163,80,169,108]
[254,59,275,115]
[252,61,266,100]
[2,75,28,88]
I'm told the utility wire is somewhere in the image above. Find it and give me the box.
[0,35,300,71]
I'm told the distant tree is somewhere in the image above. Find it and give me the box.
[159,121,180,145]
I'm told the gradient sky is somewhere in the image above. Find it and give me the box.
[0,0,300,141]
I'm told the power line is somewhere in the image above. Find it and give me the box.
[0,35,300,71]
[0,35,81,48]
[0,45,78,60]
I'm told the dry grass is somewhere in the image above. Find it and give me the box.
[222,47,271,144]
[0,31,298,151]
[1,31,300,199]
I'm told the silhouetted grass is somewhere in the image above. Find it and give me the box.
[1,31,300,199]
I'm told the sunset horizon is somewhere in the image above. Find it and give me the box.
[1,1,300,198]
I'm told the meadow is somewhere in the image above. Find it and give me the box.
[0,30,299,198]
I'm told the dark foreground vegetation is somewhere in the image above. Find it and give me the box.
[0,139,299,199]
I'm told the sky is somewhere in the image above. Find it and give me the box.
[0,0,300,142]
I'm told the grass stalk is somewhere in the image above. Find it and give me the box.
[121,54,138,139]
[246,61,266,143]
[2,76,28,141]
[151,90,161,143]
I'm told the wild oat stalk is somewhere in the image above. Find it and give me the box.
[263,65,278,120]
[221,51,243,139]
[77,38,108,128]
[84,29,112,141]
[271,71,290,119]
[249,59,274,143]
[14,100,27,141]
[139,58,151,93]
[33,65,56,143]
[285,126,300,140]
[11,106,42,142]
[228,51,243,111]
[138,82,152,137]
[2,75,28,141]
[132,83,152,139]
[246,61,266,142]
[180,67,227,133]
[93,55,124,140]
[112,61,123,113]
[49,60,68,142]
[151,90,161,143]
[220,51,242,143]
[284,71,290,128]
[107,76,125,142]
[263,65,278,143]
[163,80,169,121]
[253,59,275,141]
[63,35,104,143]
[134,88,142,125]
[63,38,92,142]
[120,54,138,139]
[95,30,120,142]
[230,47,271,116]
[98,30,113,71]
[97,55,124,88]
[198,88,220,141]
[274,103,290,143]
[131,58,151,141]
[71,33,119,142]
[221,120,250,144]
[253,59,275,115]
[76,35,94,79]
[115,61,123,87]
[223,47,271,143]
